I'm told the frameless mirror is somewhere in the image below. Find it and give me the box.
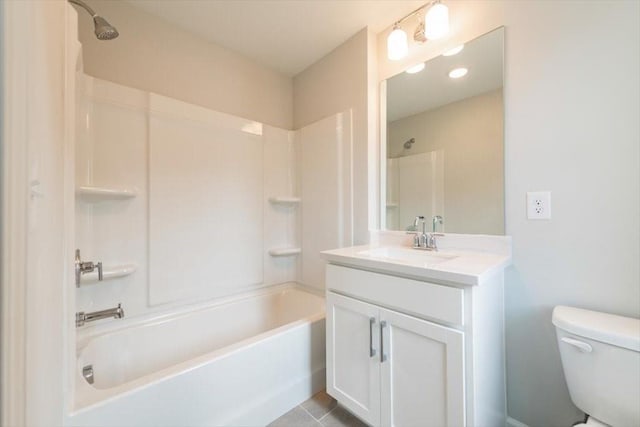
[382,27,504,235]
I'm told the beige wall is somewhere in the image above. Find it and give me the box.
[388,89,504,235]
[77,0,292,129]
[379,1,640,426]
[294,28,378,244]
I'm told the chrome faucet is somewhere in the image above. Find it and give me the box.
[412,216,444,251]
[75,249,103,287]
[76,303,124,327]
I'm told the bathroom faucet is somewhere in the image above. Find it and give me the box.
[412,217,443,251]
[76,303,124,327]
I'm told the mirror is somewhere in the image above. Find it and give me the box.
[382,27,504,235]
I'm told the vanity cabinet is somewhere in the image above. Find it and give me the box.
[325,263,506,427]
[328,292,465,427]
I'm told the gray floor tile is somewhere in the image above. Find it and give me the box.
[268,406,321,427]
[301,390,338,421]
[319,405,368,427]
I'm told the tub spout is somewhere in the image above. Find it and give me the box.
[76,303,125,327]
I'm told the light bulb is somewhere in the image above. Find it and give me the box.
[405,63,425,74]
[449,67,468,79]
[425,3,449,40]
[387,26,408,61]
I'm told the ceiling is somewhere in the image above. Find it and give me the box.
[125,0,424,76]
[387,28,504,122]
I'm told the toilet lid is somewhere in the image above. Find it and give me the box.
[552,306,640,352]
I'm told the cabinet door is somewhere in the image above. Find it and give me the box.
[380,308,465,427]
[327,292,381,426]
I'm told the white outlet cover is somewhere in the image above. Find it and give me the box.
[527,191,551,219]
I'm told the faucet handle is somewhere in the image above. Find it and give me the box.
[74,249,104,287]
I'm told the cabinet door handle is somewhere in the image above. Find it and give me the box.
[369,317,377,357]
[380,320,388,362]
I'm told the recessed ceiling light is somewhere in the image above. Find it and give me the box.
[442,45,464,56]
[405,63,425,74]
[449,68,468,79]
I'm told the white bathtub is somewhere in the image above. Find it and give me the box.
[67,284,326,427]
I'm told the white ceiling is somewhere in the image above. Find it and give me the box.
[387,28,504,122]
[125,0,424,76]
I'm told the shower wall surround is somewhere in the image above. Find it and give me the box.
[76,75,351,320]
[147,95,265,305]
[300,111,354,290]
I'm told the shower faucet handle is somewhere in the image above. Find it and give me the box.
[75,249,103,287]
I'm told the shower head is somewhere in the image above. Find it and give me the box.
[403,138,415,149]
[68,0,119,41]
[93,15,119,40]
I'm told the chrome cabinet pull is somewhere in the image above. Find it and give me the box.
[369,317,377,357]
[380,320,388,362]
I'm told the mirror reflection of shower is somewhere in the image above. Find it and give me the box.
[403,137,415,150]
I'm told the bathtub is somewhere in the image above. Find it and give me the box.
[67,284,326,427]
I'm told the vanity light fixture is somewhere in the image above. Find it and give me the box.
[387,24,409,60]
[386,1,450,61]
[449,67,468,79]
[424,2,450,40]
[405,63,426,74]
[442,44,464,56]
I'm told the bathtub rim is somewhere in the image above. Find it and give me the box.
[72,283,325,413]
[76,281,322,347]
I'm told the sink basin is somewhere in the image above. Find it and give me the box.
[357,247,457,266]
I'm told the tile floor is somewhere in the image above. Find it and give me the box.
[268,390,367,427]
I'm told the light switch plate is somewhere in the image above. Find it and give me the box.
[527,191,551,219]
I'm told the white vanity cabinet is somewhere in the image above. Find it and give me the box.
[325,263,506,427]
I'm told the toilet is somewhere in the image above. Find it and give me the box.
[553,306,640,426]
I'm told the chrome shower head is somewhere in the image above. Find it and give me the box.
[93,15,119,40]
[69,0,119,41]
[403,138,415,149]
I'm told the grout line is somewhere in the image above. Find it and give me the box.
[318,406,337,423]
[298,404,323,423]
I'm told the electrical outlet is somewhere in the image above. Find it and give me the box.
[527,191,551,219]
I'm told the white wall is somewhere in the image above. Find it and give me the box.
[76,0,293,130]
[377,1,640,425]
[294,28,378,244]
[388,90,504,235]
[1,1,79,425]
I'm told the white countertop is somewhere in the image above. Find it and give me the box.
[321,233,512,286]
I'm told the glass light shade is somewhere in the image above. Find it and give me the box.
[405,63,425,74]
[387,27,408,61]
[424,3,449,40]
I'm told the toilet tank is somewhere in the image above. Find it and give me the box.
[553,306,640,427]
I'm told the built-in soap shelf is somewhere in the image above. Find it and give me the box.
[268,196,301,206]
[76,185,137,202]
[268,248,301,257]
[80,264,137,285]
[386,202,398,208]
